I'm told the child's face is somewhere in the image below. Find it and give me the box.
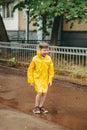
[40,48,49,56]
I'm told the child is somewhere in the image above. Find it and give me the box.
[27,41,54,114]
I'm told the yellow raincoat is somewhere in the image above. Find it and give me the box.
[27,54,54,93]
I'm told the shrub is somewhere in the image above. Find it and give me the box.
[8,57,18,67]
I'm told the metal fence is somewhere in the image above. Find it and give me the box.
[0,42,87,74]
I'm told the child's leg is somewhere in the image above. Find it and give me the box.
[33,93,48,113]
[39,93,48,113]
[33,93,42,114]
[35,92,42,107]
[39,93,47,107]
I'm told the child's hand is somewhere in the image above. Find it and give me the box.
[30,83,34,87]
[48,82,52,87]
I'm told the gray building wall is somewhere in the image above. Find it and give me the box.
[61,31,87,48]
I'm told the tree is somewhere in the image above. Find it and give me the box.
[0,0,5,5]
[49,0,87,45]
[13,0,87,45]
[0,0,14,5]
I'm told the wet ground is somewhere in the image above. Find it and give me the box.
[0,65,87,130]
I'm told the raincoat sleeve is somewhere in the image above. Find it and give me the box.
[48,59,54,82]
[27,58,35,83]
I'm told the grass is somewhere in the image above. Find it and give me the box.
[55,65,87,84]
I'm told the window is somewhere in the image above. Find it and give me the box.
[2,2,14,18]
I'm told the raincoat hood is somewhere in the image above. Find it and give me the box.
[37,50,42,56]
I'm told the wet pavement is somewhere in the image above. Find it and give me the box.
[0,109,71,130]
[0,65,87,130]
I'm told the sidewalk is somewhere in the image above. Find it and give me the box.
[0,109,71,130]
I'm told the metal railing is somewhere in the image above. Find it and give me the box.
[0,42,87,74]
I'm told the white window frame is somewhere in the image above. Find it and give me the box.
[2,2,14,18]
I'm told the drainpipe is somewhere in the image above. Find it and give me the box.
[25,9,29,43]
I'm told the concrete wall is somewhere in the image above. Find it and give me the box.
[63,20,87,31]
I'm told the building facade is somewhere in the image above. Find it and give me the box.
[62,20,87,47]
[0,0,37,41]
[0,0,87,47]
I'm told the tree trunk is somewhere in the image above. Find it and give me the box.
[0,14,9,42]
[51,16,63,46]
[42,15,47,40]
